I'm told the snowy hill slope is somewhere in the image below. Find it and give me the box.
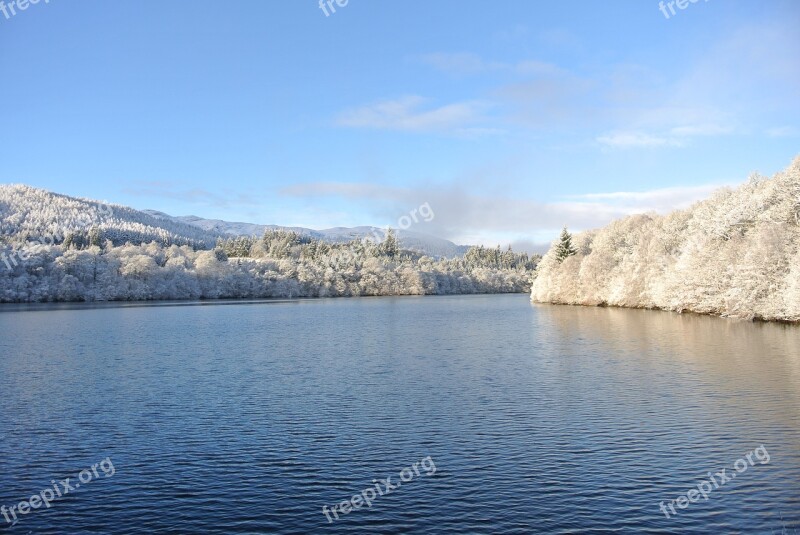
[0,185,469,257]
[0,185,217,248]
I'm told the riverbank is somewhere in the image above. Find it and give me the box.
[530,158,800,324]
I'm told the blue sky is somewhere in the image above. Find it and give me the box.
[1,0,798,248]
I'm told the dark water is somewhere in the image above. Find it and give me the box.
[1,294,798,534]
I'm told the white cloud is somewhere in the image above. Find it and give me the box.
[347,15,798,144]
[568,184,731,212]
[281,182,406,200]
[123,181,260,208]
[514,60,568,77]
[280,180,736,245]
[419,53,564,78]
[418,53,502,76]
[669,124,734,137]
[599,19,799,147]
[597,124,734,149]
[335,96,493,134]
[596,131,682,149]
[765,126,798,138]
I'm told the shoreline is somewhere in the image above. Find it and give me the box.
[0,291,530,313]
[530,298,800,325]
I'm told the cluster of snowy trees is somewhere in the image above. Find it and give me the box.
[0,224,536,303]
[463,244,538,270]
[531,157,800,322]
[0,183,539,302]
[0,184,216,250]
[216,230,538,270]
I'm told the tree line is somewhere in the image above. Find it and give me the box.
[532,157,800,322]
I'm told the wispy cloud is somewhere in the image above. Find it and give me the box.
[417,52,740,143]
[419,52,565,78]
[567,184,731,211]
[280,180,734,245]
[597,124,735,149]
[596,20,799,148]
[596,131,683,149]
[123,181,260,208]
[765,126,798,138]
[422,17,798,147]
[669,124,734,137]
[418,53,503,76]
[335,95,495,134]
[281,182,407,200]
[371,19,797,144]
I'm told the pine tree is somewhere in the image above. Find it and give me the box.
[307,240,318,260]
[89,227,103,248]
[381,228,399,259]
[555,227,577,263]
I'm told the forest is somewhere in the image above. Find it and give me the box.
[0,185,537,302]
[531,158,800,322]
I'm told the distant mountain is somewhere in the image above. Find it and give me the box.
[142,211,311,238]
[143,211,470,258]
[0,185,469,258]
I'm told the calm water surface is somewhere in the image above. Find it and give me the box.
[1,294,799,533]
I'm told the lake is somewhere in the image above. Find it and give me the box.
[1,294,798,533]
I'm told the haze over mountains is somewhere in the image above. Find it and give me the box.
[0,185,469,258]
[143,210,469,258]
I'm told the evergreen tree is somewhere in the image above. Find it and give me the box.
[502,245,515,269]
[213,246,228,262]
[381,228,399,259]
[555,227,577,263]
[89,227,103,248]
[306,240,318,260]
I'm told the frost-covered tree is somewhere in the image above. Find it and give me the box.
[380,228,399,259]
[0,225,537,303]
[0,184,541,303]
[531,157,800,322]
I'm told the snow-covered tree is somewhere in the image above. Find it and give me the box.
[531,156,800,322]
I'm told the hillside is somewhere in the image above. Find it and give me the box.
[0,184,468,258]
[531,157,800,322]
[0,185,218,249]
[0,185,537,303]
